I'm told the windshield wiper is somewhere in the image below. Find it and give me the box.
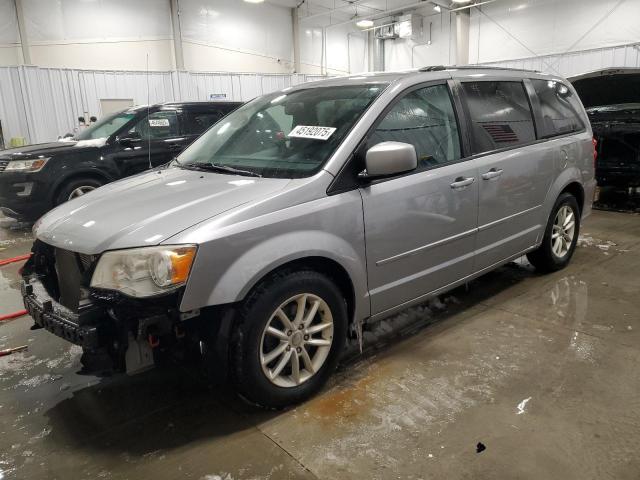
[182,162,262,177]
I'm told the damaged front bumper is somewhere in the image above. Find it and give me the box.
[22,277,105,350]
[20,240,218,379]
[21,272,194,376]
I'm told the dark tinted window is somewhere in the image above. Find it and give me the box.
[368,84,461,169]
[187,109,230,135]
[531,79,585,138]
[462,81,536,154]
[128,111,180,140]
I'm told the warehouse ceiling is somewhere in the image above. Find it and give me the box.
[269,0,452,23]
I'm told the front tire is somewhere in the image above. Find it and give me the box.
[55,177,104,206]
[527,192,580,272]
[230,269,348,408]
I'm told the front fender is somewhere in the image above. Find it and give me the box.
[178,190,369,321]
[211,231,366,315]
[49,157,117,203]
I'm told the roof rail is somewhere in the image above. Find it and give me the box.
[418,65,448,72]
[418,65,539,73]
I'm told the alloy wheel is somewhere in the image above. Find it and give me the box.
[551,205,576,258]
[260,293,334,388]
[68,186,96,200]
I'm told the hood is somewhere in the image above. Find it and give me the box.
[568,68,640,109]
[0,139,105,158]
[34,167,291,254]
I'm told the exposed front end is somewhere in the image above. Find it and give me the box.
[21,240,203,376]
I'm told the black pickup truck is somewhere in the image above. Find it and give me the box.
[0,101,241,221]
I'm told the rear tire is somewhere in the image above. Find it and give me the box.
[229,269,348,409]
[527,192,580,272]
[55,177,103,206]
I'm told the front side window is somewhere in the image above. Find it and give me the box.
[531,79,585,138]
[175,84,386,178]
[368,84,461,169]
[128,111,180,140]
[462,81,536,154]
[74,111,136,141]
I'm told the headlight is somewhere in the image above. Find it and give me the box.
[90,245,197,298]
[4,158,49,172]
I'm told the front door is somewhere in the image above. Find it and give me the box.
[359,83,478,316]
[459,80,552,271]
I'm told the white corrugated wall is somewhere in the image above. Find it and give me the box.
[478,43,640,78]
[0,66,328,146]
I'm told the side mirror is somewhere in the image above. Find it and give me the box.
[362,141,418,178]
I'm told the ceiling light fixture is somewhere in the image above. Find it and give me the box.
[243,0,264,3]
[433,4,441,12]
[356,19,374,28]
[451,0,472,3]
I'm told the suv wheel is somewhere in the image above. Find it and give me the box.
[55,178,103,205]
[230,270,347,408]
[527,192,580,272]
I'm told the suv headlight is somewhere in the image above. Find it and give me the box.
[4,158,49,172]
[90,245,197,298]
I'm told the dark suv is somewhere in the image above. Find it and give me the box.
[0,101,241,221]
[569,68,640,192]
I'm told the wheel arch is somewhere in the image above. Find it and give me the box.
[560,181,585,214]
[247,256,357,328]
[181,231,370,324]
[50,169,114,203]
[542,168,584,219]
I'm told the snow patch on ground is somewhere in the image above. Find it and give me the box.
[578,234,620,253]
[516,397,532,415]
[16,373,63,389]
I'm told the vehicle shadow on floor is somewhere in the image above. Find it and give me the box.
[42,261,537,456]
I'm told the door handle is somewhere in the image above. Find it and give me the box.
[481,168,504,180]
[450,176,475,190]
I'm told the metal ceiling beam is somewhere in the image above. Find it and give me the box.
[299,0,385,22]
[321,1,435,29]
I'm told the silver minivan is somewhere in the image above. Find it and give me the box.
[22,67,596,407]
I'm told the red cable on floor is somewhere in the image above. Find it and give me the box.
[0,254,31,322]
[0,310,28,322]
[0,253,32,267]
[0,345,28,357]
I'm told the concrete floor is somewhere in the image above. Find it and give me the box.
[1,210,639,480]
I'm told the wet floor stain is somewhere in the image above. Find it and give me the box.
[305,363,390,423]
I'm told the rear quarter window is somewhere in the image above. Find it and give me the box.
[461,81,536,154]
[530,79,585,138]
[187,110,228,135]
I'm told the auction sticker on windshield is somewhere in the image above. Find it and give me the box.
[288,125,336,141]
[149,118,170,127]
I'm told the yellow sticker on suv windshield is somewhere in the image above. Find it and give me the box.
[288,125,336,141]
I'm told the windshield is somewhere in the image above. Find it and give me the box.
[75,110,137,140]
[174,84,386,178]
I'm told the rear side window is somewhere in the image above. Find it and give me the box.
[187,109,230,135]
[530,79,585,138]
[368,84,461,169]
[461,81,536,154]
